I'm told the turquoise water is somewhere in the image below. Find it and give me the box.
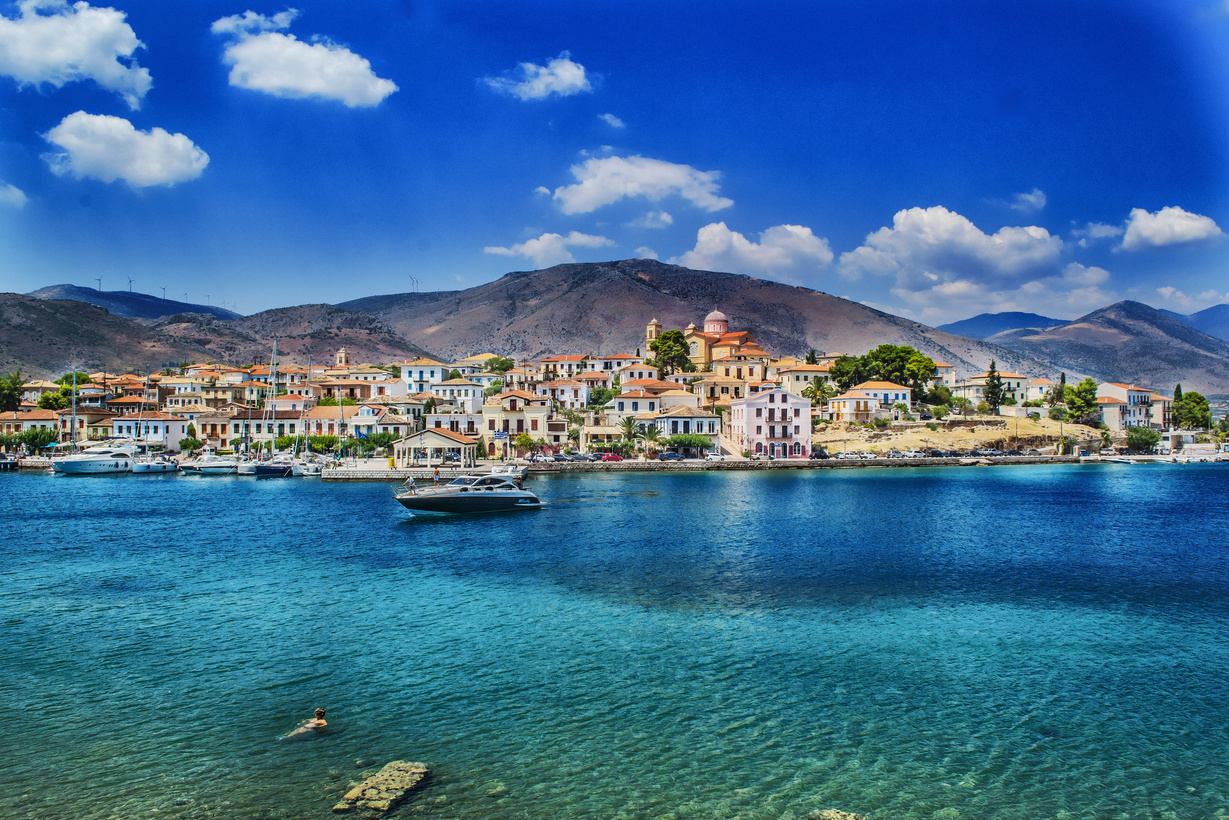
[2,465,1228,819]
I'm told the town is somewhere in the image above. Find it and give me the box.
[1,309,1225,469]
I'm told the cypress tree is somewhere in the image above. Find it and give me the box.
[1173,383,1183,403]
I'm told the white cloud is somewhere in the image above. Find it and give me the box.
[891,262,1113,325]
[0,0,151,109]
[1197,289,1229,304]
[1156,286,1197,310]
[1071,221,1124,248]
[671,222,833,276]
[484,230,613,268]
[550,154,733,215]
[0,182,27,207]
[212,10,397,107]
[1009,188,1047,213]
[838,205,1063,288]
[599,112,625,128]
[484,51,591,100]
[1121,206,1223,251]
[626,210,673,229]
[42,111,208,187]
[634,246,658,260]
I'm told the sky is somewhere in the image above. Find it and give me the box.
[1,0,1228,324]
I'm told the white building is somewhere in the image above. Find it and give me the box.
[729,387,811,458]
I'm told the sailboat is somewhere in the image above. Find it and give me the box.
[254,339,292,478]
[132,371,176,474]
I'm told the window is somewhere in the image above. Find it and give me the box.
[632,401,638,411]
[489,419,495,430]
[794,408,800,417]
[618,402,625,411]
[794,425,800,434]
[768,393,775,403]
[756,408,762,418]
[649,402,655,410]
[756,425,762,434]
[531,419,538,431]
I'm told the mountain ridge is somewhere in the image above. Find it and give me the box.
[28,284,243,321]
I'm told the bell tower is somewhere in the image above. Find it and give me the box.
[646,318,662,350]
[335,347,350,367]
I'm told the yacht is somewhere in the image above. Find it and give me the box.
[255,454,294,478]
[53,441,137,475]
[188,453,240,475]
[131,452,178,474]
[394,474,542,516]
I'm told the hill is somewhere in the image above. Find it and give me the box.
[0,294,215,377]
[339,259,1051,379]
[937,311,1065,339]
[1159,304,1229,343]
[28,284,242,321]
[986,301,1229,395]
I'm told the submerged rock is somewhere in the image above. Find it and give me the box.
[332,761,429,816]
[809,811,866,820]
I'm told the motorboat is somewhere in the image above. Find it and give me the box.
[189,453,240,475]
[292,456,324,477]
[52,441,137,475]
[131,453,178,474]
[236,457,257,476]
[255,455,294,478]
[394,474,542,516]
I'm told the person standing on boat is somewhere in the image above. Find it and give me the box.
[433,466,441,485]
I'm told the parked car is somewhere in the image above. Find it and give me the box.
[1004,449,1024,457]
[836,451,860,460]
[550,453,570,462]
[748,453,768,460]
[808,449,829,460]
[601,453,623,462]
[704,453,726,462]
[1079,450,1091,457]
[443,452,460,463]
[919,413,934,420]
[658,451,685,461]
[1025,448,1042,456]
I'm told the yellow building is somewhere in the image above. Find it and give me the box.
[646,311,768,370]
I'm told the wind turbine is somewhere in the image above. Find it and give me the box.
[161,286,166,300]
[96,276,102,291]
[127,276,134,292]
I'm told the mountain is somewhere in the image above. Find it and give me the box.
[937,311,1065,339]
[986,300,1229,395]
[0,295,433,379]
[27,284,242,321]
[340,259,1052,379]
[1158,304,1229,342]
[0,294,217,377]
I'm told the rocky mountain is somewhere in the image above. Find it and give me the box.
[0,294,214,377]
[0,295,432,379]
[28,284,242,321]
[937,311,1066,340]
[986,301,1229,395]
[339,259,1053,379]
[1159,304,1229,342]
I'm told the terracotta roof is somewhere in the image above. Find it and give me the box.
[496,390,540,400]
[1096,397,1126,404]
[541,355,588,362]
[612,390,658,399]
[434,378,482,387]
[402,427,479,445]
[854,380,911,390]
[779,364,830,373]
[833,391,874,401]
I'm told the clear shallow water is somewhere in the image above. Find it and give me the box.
[2,464,1228,820]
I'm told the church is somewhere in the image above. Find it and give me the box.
[646,310,768,370]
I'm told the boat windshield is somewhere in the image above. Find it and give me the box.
[447,476,479,487]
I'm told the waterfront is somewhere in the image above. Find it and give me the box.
[3,465,1228,819]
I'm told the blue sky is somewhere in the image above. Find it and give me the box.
[1,0,1227,324]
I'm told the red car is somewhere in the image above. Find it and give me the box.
[601,453,623,462]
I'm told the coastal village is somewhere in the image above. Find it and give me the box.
[1,309,1224,468]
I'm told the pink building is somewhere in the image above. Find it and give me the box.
[729,387,811,458]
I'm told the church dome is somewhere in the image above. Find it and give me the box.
[703,309,730,334]
[704,310,728,323]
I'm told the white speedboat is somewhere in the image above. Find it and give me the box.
[132,453,178,474]
[292,456,323,477]
[191,453,240,475]
[394,474,541,516]
[53,441,137,475]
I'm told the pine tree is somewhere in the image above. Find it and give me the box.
[1173,383,1183,403]
[983,360,1004,413]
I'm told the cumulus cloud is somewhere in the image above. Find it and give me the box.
[1071,221,1124,248]
[1121,206,1223,251]
[0,182,27,207]
[484,230,613,268]
[1009,188,1047,213]
[42,111,208,187]
[671,222,833,276]
[1156,286,1198,311]
[550,154,733,215]
[0,0,151,109]
[626,210,672,229]
[838,205,1063,287]
[890,262,1113,325]
[212,10,397,107]
[634,246,658,260]
[599,112,625,128]
[484,51,591,100]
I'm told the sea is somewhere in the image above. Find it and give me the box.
[2,463,1228,820]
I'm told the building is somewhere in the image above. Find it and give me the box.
[953,371,1027,405]
[604,390,661,426]
[778,365,831,398]
[480,390,552,458]
[540,355,590,380]
[852,381,913,411]
[430,379,484,413]
[535,379,590,410]
[828,391,876,424]
[1096,383,1154,432]
[646,311,769,370]
[729,388,811,458]
[401,358,450,393]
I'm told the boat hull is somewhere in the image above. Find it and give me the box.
[132,461,177,474]
[56,458,133,474]
[395,491,541,516]
[255,464,293,478]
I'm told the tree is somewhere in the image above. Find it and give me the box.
[1173,383,1183,404]
[423,397,436,414]
[1064,378,1100,426]
[664,433,712,452]
[0,371,22,412]
[1174,391,1211,429]
[179,437,202,452]
[801,377,836,405]
[513,431,534,456]
[587,386,615,408]
[484,356,515,374]
[484,380,504,398]
[56,371,92,386]
[952,396,973,416]
[39,391,68,411]
[641,425,661,451]
[983,360,1004,413]
[1048,406,1068,422]
[318,395,339,407]
[619,416,641,445]
[903,351,937,397]
[863,344,913,385]
[805,349,818,365]
[926,385,953,406]
[647,329,696,376]
[19,426,57,450]
[828,355,866,392]
[447,369,463,381]
[1125,425,1161,452]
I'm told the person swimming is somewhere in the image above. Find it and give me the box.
[283,707,327,739]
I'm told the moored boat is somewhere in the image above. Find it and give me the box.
[394,474,542,516]
[131,453,178,474]
[52,441,137,475]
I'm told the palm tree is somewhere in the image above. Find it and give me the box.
[641,424,661,455]
[619,416,641,447]
[802,376,837,405]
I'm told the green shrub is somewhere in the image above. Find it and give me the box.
[926,422,938,431]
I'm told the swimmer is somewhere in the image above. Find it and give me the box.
[283,707,327,739]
